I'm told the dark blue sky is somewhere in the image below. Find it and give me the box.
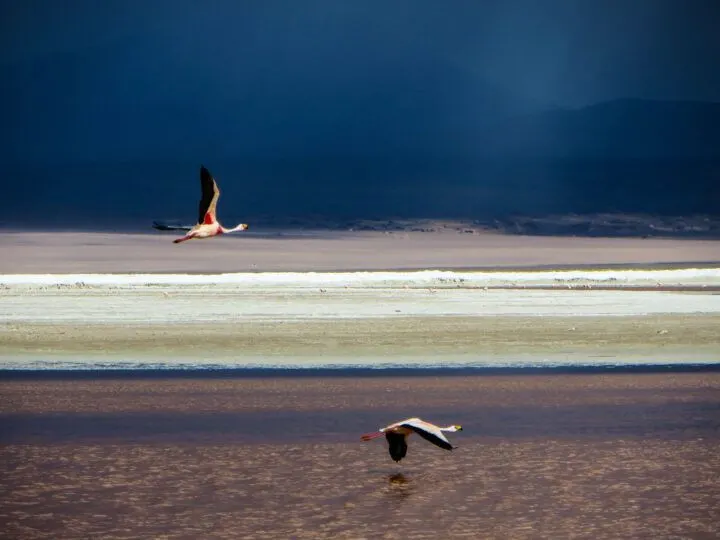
[4,0,720,103]
[3,0,720,162]
[1,1,719,223]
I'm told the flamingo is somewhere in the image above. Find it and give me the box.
[361,417,463,462]
[173,166,249,243]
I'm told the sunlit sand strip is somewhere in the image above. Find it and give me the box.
[1,312,719,369]
[2,269,719,370]
[1,267,720,289]
[2,288,720,323]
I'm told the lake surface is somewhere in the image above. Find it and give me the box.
[2,373,719,539]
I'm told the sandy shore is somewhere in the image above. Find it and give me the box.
[1,230,719,273]
[1,373,719,538]
[3,271,719,368]
[2,315,719,368]
[3,267,719,367]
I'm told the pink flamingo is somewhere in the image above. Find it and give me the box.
[174,166,249,244]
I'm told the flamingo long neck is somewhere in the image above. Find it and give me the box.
[440,425,458,432]
[221,224,247,233]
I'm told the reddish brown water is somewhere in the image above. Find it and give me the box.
[2,374,719,539]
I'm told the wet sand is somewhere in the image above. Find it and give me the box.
[2,315,719,366]
[2,230,719,273]
[1,374,719,539]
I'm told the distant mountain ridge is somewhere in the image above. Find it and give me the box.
[2,24,719,163]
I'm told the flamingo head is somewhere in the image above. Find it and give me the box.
[225,223,249,233]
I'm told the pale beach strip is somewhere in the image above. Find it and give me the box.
[2,272,719,369]
[1,230,719,274]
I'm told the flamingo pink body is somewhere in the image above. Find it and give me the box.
[173,166,249,243]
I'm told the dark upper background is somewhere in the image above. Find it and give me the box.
[2,0,719,228]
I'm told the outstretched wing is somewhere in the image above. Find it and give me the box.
[385,432,408,462]
[400,420,453,451]
[198,166,221,225]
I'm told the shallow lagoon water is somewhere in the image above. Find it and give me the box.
[2,373,720,539]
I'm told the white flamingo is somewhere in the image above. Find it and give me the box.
[361,417,463,462]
